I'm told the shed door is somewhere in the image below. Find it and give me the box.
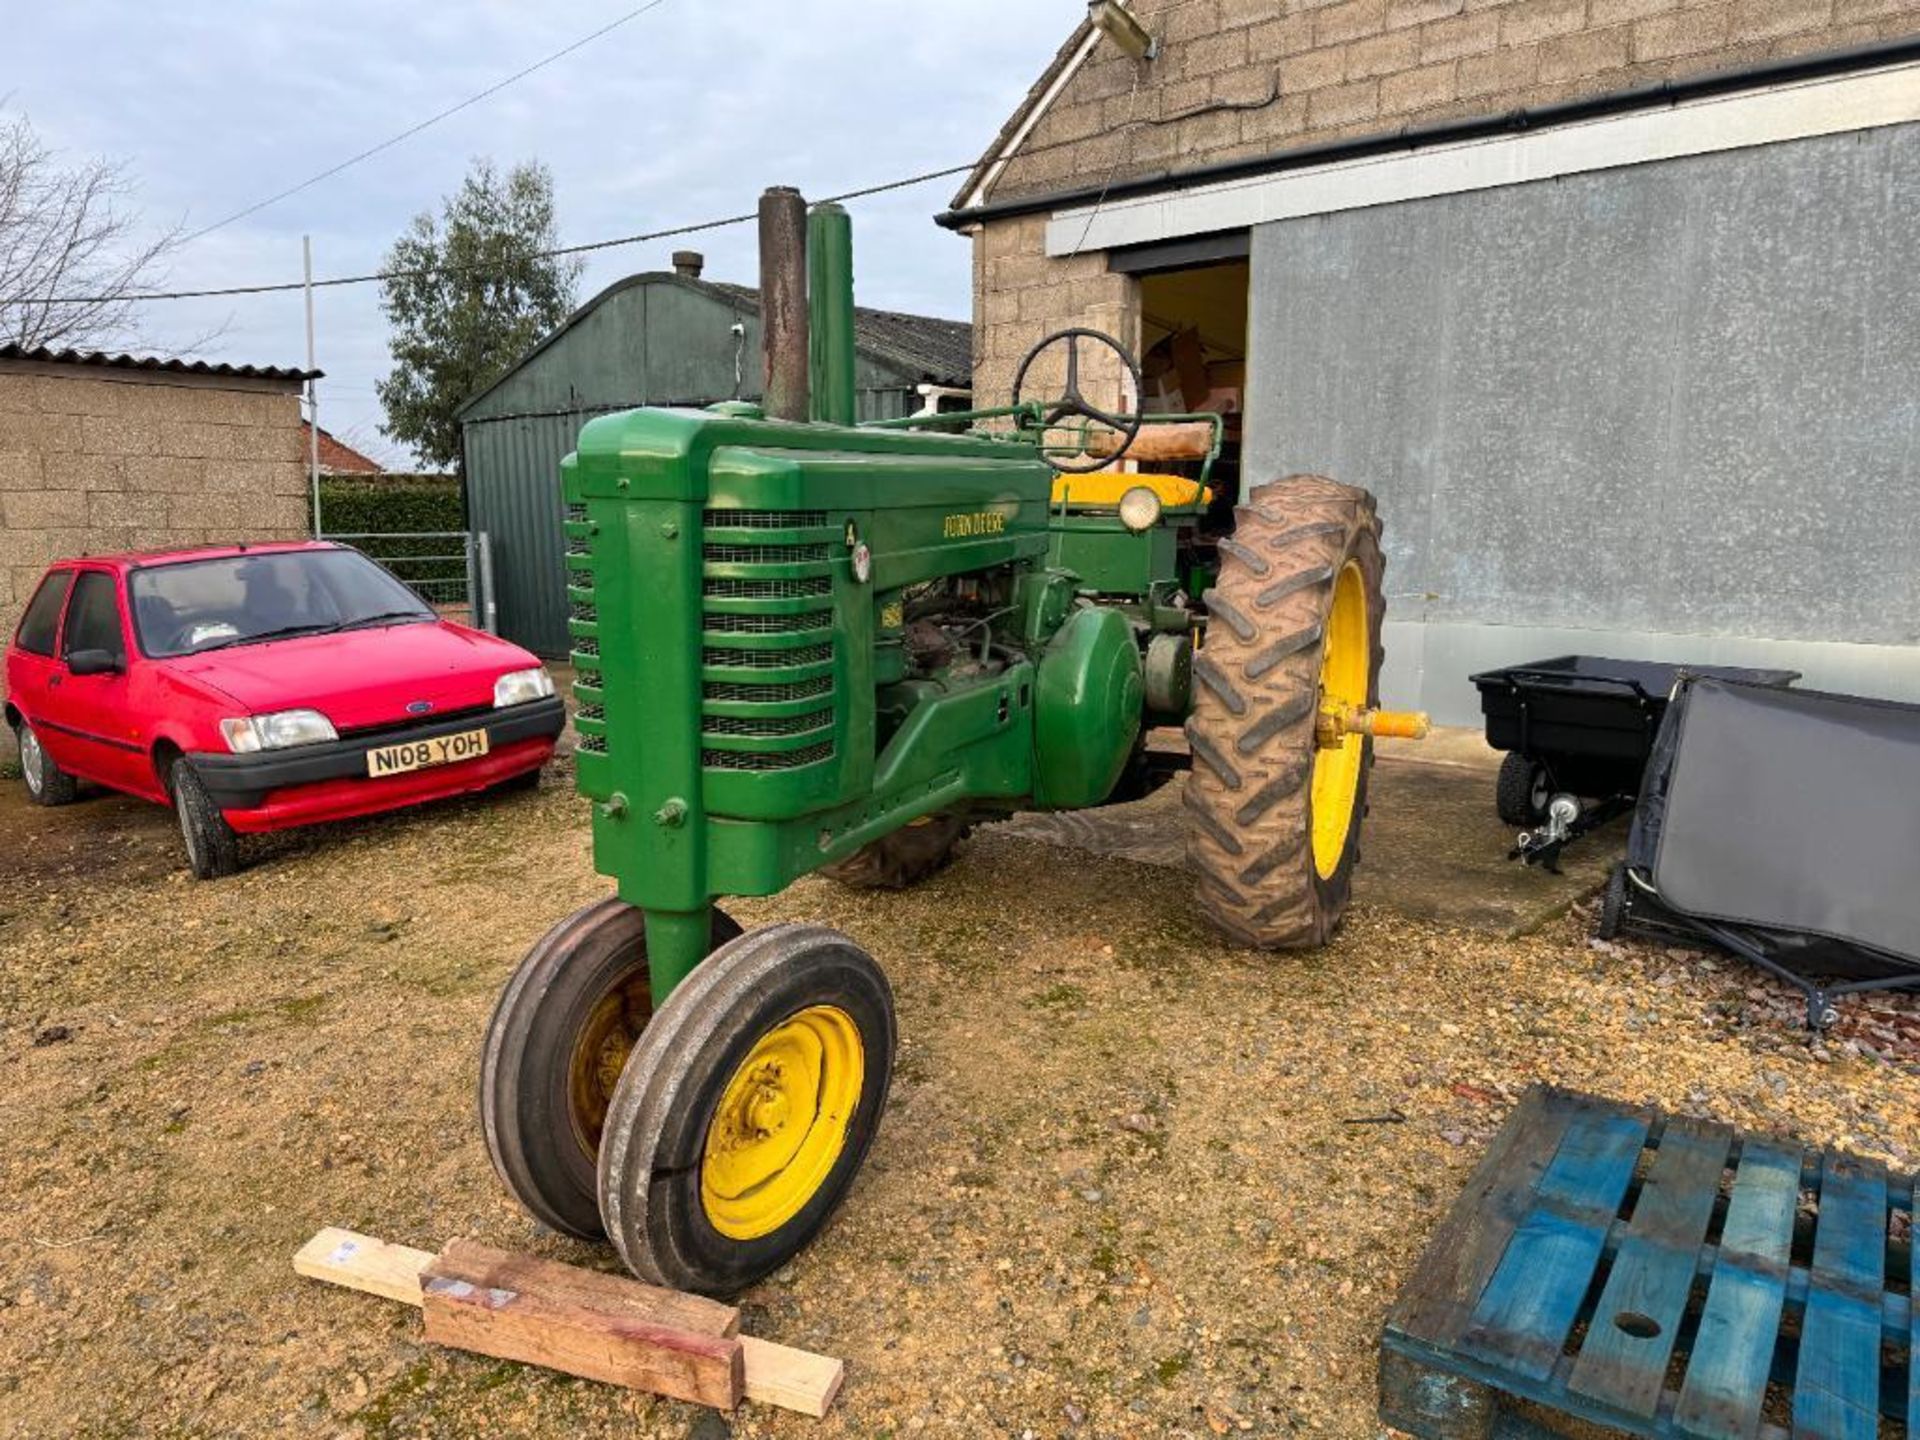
[1242,122,1920,723]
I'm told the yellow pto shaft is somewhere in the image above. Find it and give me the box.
[1315,706,1432,747]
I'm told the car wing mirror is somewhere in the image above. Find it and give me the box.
[67,648,123,677]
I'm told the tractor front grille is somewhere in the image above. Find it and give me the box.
[563,500,605,759]
[699,508,838,774]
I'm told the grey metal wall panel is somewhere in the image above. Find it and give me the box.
[464,411,589,656]
[1245,123,1920,721]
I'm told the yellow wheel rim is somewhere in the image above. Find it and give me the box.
[1310,560,1370,879]
[701,1006,864,1241]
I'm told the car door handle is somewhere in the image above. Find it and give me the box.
[48,674,61,689]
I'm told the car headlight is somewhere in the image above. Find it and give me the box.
[219,709,338,753]
[494,666,555,708]
[1118,485,1163,534]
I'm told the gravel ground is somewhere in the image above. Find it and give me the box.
[2,762,1917,1440]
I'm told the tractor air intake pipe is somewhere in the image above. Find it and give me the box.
[808,203,856,426]
[757,186,810,422]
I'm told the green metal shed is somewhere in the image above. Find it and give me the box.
[457,256,972,656]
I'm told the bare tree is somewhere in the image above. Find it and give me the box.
[0,111,207,352]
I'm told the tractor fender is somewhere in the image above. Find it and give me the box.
[1031,606,1143,810]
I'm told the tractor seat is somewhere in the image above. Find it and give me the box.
[1050,472,1211,509]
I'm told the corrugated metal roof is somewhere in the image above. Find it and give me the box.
[0,343,318,382]
[705,281,972,389]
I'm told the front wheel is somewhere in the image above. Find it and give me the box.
[479,899,742,1240]
[171,759,239,880]
[598,923,895,1296]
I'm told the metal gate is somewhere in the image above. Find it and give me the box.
[325,530,497,633]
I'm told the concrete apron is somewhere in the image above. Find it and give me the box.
[997,728,1624,938]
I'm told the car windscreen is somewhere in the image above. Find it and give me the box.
[129,549,434,658]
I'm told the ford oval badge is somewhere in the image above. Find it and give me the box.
[406,700,434,715]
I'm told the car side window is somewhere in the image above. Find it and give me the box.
[14,570,72,655]
[62,572,127,666]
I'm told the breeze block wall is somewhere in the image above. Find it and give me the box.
[965,0,1920,407]
[0,360,309,756]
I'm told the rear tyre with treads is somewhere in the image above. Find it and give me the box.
[1184,475,1385,949]
[479,898,742,1240]
[598,923,895,1296]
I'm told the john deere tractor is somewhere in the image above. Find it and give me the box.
[480,188,1425,1296]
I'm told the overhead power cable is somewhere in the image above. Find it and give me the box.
[6,163,980,307]
[176,0,674,246]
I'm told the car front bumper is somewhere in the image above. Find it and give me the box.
[189,696,566,829]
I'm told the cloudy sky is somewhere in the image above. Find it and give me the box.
[8,2,1081,466]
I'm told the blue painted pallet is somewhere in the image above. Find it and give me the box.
[1380,1087,1915,1440]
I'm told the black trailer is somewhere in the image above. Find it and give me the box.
[1469,655,1798,867]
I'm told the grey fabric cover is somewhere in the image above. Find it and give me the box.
[1648,679,1920,965]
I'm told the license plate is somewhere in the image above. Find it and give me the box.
[367,728,490,777]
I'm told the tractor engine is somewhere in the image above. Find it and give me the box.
[565,402,1143,964]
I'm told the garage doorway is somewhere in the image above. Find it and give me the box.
[1116,233,1251,513]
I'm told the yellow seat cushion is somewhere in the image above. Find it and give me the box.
[1049,472,1210,508]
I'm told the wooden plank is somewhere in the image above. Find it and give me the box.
[738,1337,844,1420]
[1084,420,1215,462]
[1673,1141,1802,1440]
[1792,1155,1888,1440]
[1386,1086,1581,1348]
[293,1228,842,1416]
[421,1241,743,1409]
[1458,1106,1650,1381]
[293,1226,436,1306]
[1566,1118,1733,1418]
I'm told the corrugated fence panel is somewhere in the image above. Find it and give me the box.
[464,410,594,657]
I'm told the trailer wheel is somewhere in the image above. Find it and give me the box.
[1496,752,1551,827]
[821,813,971,890]
[1596,863,1628,942]
[480,898,742,1240]
[598,923,894,1296]
[1184,474,1385,949]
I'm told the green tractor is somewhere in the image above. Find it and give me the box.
[480,188,1426,1296]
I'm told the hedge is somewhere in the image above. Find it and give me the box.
[315,475,468,598]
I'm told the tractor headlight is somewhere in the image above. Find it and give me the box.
[493,666,555,708]
[1118,485,1162,534]
[220,709,338,753]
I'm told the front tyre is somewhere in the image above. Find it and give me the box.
[597,923,895,1296]
[16,720,79,806]
[479,899,741,1240]
[1185,475,1385,949]
[171,759,239,880]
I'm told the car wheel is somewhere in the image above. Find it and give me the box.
[16,720,79,807]
[170,759,240,880]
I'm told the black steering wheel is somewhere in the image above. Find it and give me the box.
[1010,327,1144,474]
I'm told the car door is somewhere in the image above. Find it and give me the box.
[36,568,148,793]
[7,566,73,753]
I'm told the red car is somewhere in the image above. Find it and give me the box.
[5,542,565,878]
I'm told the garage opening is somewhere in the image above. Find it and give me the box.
[1118,233,1251,519]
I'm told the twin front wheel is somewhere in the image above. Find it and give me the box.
[479,902,895,1296]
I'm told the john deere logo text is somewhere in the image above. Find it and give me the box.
[942,511,1006,539]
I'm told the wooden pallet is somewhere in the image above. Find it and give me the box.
[1380,1086,1916,1440]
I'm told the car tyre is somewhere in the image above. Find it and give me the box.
[170,759,240,880]
[16,719,79,807]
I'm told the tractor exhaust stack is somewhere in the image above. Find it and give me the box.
[757,186,810,422]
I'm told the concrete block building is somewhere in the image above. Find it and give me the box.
[0,345,314,750]
[941,2,1920,719]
